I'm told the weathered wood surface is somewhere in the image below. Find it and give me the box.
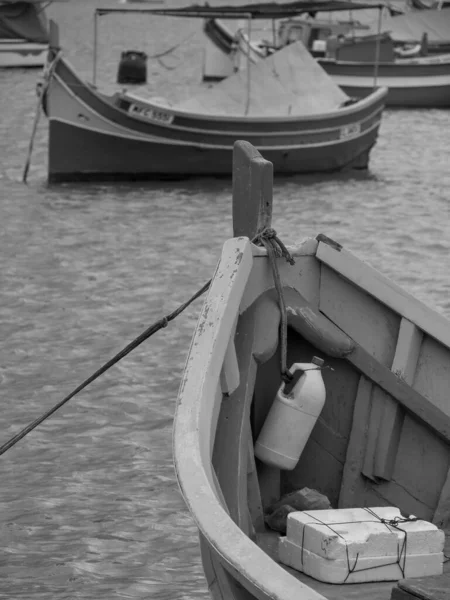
[176,142,331,600]
[316,239,450,347]
[396,573,450,600]
[314,236,450,519]
[213,304,259,536]
[284,287,355,358]
[434,469,450,529]
[220,325,240,395]
[373,319,422,481]
[200,533,240,600]
[278,281,450,443]
[49,19,60,49]
[394,532,450,600]
[339,376,372,507]
[232,141,272,239]
[319,262,400,367]
[179,144,450,600]
[240,245,320,316]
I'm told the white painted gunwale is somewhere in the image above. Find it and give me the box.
[327,73,450,89]
[174,236,327,600]
[50,72,384,150]
[121,85,388,124]
[56,56,384,128]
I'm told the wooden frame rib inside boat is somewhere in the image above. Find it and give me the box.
[174,141,450,600]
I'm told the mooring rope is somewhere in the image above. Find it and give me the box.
[253,228,295,382]
[22,50,62,184]
[0,228,293,456]
[0,280,210,457]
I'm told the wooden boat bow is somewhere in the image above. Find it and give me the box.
[174,141,450,600]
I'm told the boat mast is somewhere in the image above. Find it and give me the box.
[245,13,252,115]
[93,9,98,85]
[373,5,382,89]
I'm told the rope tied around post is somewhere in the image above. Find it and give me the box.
[253,227,295,383]
[22,49,62,184]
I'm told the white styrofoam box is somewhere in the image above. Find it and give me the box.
[285,507,445,561]
[278,507,445,584]
[279,538,444,584]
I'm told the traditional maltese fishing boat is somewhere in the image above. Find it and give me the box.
[203,5,450,107]
[37,3,387,182]
[174,141,450,600]
[0,1,49,68]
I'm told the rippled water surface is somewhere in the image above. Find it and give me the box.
[0,1,449,598]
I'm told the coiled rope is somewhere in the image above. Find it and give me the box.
[0,228,293,456]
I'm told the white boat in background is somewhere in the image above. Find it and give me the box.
[0,1,49,67]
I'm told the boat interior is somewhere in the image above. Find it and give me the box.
[212,264,450,599]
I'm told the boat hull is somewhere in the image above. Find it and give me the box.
[47,118,378,182]
[318,56,450,107]
[45,56,386,182]
[0,40,47,67]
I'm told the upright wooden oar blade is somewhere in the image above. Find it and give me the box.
[49,19,60,50]
[232,141,273,238]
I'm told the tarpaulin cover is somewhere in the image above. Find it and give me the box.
[367,7,450,43]
[176,39,349,115]
[0,2,49,42]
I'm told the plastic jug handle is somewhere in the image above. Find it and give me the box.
[288,361,323,376]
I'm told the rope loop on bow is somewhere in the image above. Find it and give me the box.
[252,227,295,382]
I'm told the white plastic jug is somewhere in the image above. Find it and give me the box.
[254,357,326,470]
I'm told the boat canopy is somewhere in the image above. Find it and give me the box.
[376,7,450,44]
[176,40,349,116]
[0,1,49,42]
[97,0,386,19]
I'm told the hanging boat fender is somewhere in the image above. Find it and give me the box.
[254,357,326,471]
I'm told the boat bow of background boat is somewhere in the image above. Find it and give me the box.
[174,140,450,600]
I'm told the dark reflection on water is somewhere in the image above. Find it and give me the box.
[0,0,449,598]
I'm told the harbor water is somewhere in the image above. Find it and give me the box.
[0,1,449,597]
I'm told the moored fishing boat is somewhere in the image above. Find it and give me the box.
[174,140,450,600]
[203,6,450,107]
[0,1,49,67]
[40,10,387,183]
[317,32,450,107]
[366,7,450,55]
